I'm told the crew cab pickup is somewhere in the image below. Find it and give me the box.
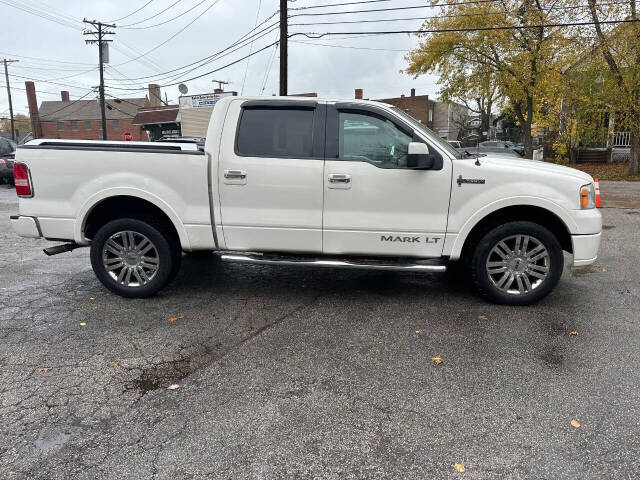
[10,97,602,305]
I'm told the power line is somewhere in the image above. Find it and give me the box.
[241,0,263,95]
[290,0,392,10]
[107,17,279,83]
[120,0,216,29]
[0,0,81,30]
[107,40,279,90]
[109,0,155,23]
[118,0,184,27]
[260,40,279,94]
[290,18,640,38]
[288,0,507,17]
[290,40,408,52]
[0,51,94,66]
[113,0,222,66]
[38,90,96,120]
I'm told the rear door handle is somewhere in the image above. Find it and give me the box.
[328,173,351,189]
[224,169,247,185]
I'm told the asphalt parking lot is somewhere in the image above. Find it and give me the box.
[1,182,639,479]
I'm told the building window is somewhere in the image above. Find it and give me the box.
[112,119,120,129]
[85,120,92,130]
[70,120,78,131]
[57,122,64,131]
[429,109,433,123]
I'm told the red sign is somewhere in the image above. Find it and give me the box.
[123,132,133,141]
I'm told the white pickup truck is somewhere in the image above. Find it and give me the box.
[10,97,602,305]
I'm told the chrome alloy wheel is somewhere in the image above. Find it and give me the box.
[101,231,160,287]
[486,234,550,295]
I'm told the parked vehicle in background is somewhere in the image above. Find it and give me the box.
[157,136,205,151]
[512,142,525,156]
[0,137,16,186]
[11,96,601,305]
[448,140,462,149]
[477,140,523,157]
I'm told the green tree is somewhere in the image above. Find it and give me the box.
[585,0,640,174]
[0,113,31,137]
[407,0,574,158]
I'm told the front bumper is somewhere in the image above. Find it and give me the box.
[571,232,601,267]
[10,215,41,238]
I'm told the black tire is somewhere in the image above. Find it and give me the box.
[90,217,179,298]
[470,221,564,306]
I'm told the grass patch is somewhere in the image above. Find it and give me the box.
[565,162,640,181]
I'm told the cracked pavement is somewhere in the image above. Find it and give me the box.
[1,182,639,479]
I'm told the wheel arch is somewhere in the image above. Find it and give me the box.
[452,204,574,262]
[77,190,189,251]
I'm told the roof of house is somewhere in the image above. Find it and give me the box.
[38,98,148,122]
[131,105,179,126]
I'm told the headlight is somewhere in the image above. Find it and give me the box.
[580,183,596,209]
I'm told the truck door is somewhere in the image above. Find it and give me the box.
[218,100,326,253]
[322,103,452,258]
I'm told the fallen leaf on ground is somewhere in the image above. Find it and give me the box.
[79,322,87,326]
[478,315,487,320]
[89,297,95,301]
[168,315,185,323]
[109,361,119,367]
[570,330,579,336]
[415,330,422,334]
[454,463,466,473]
[431,357,443,365]
[36,367,52,373]
[167,384,180,390]
[571,419,581,428]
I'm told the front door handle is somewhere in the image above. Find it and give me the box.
[224,169,247,185]
[328,173,351,189]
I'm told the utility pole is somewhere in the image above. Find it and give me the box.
[2,59,18,142]
[83,19,115,140]
[211,79,230,91]
[279,0,287,96]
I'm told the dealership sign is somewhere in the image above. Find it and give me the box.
[179,92,236,109]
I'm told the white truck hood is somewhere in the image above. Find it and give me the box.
[479,155,594,184]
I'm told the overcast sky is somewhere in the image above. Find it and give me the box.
[0,0,439,117]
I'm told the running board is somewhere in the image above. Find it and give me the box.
[220,253,447,273]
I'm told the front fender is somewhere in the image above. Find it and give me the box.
[446,196,577,260]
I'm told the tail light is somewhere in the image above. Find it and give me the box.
[13,163,33,197]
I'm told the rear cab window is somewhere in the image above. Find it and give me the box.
[236,104,321,158]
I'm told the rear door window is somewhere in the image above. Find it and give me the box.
[236,107,315,158]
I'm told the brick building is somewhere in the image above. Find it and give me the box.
[374,88,436,130]
[355,88,469,141]
[26,82,149,141]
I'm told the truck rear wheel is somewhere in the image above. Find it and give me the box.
[90,217,179,298]
[470,221,564,305]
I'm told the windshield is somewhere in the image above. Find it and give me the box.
[8,140,17,152]
[390,107,462,159]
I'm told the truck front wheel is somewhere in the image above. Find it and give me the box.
[90,217,179,298]
[470,221,564,305]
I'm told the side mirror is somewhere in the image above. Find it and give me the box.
[406,142,434,169]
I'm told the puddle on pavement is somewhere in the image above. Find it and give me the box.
[35,426,82,452]
[602,225,615,230]
[129,359,193,393]
[539,348,564,367]
[570,264,606,277]
[545,321,568,336]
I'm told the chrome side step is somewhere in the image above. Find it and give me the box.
[220,253,447,273]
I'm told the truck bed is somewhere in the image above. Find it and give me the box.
[14,139,213,251]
